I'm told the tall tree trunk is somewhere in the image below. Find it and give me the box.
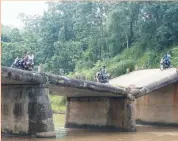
[128,17,134,47]
[123,28,129,48]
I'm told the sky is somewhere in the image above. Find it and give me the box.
[1,1,48,28]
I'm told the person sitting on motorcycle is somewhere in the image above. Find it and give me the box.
[100,66,108,80]
[163,52,171,66]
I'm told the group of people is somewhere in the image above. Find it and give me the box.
[11,52,34,71]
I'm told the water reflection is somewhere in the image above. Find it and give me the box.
[2,125,178,141]
[2,114,178,141]
[56,127,67,138]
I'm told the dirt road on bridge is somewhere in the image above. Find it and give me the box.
[109,68,178,88]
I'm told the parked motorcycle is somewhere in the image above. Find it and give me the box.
[11,58,34,71]
[95,72,110,84]
[160,58,170,71]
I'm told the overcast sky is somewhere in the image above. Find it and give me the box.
[1,1,48,28]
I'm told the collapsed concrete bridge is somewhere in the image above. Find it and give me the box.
[1,66,178,137]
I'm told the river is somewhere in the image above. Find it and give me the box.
[2,114,178,141]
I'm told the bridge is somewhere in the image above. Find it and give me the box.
[2,66,178,137]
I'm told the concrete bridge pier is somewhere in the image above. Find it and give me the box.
[2,84,55,137]
[65,97,136,131]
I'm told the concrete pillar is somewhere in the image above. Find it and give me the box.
[123,99,136,131]
[136,83,178,126]
[1,84,55,137]
[65,97,136,131]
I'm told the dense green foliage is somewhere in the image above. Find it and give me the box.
[2,1,178,79]
[49,94,66,112]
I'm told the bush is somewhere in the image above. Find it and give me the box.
[109,59,135,77]
[171,46,178,67]
[49,95,66,112]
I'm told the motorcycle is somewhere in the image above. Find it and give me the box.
[95,72,110,84]
[11,58,34,71]
[160,58,170,71]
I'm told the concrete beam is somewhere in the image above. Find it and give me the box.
[2,66,128,97]
[2,67,43,84]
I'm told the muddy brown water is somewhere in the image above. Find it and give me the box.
[2,114,178,141]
